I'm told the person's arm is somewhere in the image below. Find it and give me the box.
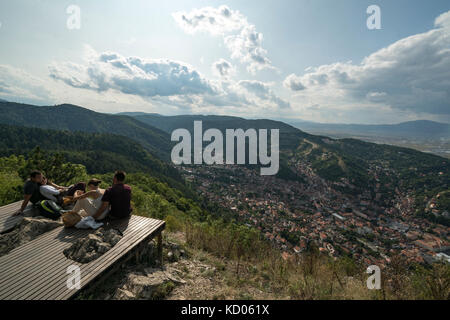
[73,190,97,201]
[93,201,109,220]
[14,194,32,216]
[48,181,66,190]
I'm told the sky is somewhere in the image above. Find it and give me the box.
[0,0,449,124]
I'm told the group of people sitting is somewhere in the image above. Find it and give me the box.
[15,170,132,221]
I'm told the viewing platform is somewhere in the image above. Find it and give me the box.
[0,201,165,300]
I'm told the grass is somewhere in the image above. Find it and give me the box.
[183,220,450,300]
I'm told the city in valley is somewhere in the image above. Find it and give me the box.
[181,160,449,268]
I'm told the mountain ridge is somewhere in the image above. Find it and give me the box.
[0,101,173,161]
[288,119,450,140]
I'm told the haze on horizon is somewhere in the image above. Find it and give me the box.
[0,0,449,124]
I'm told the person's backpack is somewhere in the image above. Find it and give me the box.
[37,200,62,220]
[62,211,83,227]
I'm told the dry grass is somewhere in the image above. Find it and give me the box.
[183,221,450,300]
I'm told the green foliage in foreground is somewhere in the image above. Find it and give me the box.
[0,150,206,230]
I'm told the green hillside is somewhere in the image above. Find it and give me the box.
[0,101,172,161]
[0,125,192,197]
[130,113,450,194]
[1,101,448,208]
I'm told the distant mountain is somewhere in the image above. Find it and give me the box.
[128,113,449,195]
[0,101,172,160]
[2,102,448,203]
[129,113,308,151]
[117,112,162,117]
[288,120,450,140]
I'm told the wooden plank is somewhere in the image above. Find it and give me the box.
[0,228,79,280]
[0,217,148,299]
[0,201,36,234]
[45,221,164,300]
[0,215,135,269]
[2,219,157,300]
[21,218,155,300]
[0,213,165,300]
[0,212,133,266]
[32,221,163,300]
[0,221,145,296]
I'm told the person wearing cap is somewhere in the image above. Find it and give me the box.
[70,178,108,220]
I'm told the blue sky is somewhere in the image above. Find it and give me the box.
[0,0,449,123]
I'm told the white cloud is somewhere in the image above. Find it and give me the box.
[238,80,290,109]
[49,47,217,97]
[238,80,270,98]
[172,5,246,35]
[284,10,450,120]
[435,10,450,29]
[366,91,387,102]
[0,64,52,105]
[224,25,273,73]
[47,46,288,114]
[283,74,306,91]
[212,59,235,78]
[173,5,273,73]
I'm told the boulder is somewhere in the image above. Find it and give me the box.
[63,228,123,263]
[114,288,136,300]
[164,241,185,262]
[114,267,185,300]
[0,216,62,256]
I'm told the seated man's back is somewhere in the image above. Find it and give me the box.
[101,183,132,218]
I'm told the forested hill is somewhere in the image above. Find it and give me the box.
[0,124,188,192]
[119,113,313,152]
[0,101,172,161]
[128,113,449,195]
[1,101,448,198]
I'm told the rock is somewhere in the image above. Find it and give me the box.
[114,288,136,300]
[164,241,180,250]
[124,273,168,299]
[0,216,62,257]
[63,228,123,263]
[165,272,186,285]
[115,267,185,300]
[165,241,184,262]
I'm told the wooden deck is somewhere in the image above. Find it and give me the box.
[0,201,37,234]
[0,201,165,300]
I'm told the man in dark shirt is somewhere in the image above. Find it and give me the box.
[93,171,132,220]
[15,170,43,215]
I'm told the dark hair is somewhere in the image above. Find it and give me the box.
[88,178,102,186]
[30,171,42,178]
[114,171,126,182]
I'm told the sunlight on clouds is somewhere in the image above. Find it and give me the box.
[47,46,289,114]
[173,5,273,74]
[284,10,450,122]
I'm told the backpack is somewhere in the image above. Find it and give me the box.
[37,200,63,220]
[62,210,85,228]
